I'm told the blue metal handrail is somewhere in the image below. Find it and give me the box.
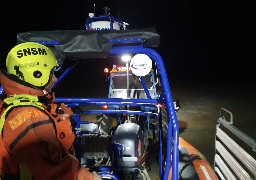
[110,45,179,180]
[55,45,179,180]
[1,41,179,179]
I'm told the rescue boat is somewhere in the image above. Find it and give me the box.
[1,5,255,180]
[84,8,219,180]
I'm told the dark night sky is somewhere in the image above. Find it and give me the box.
[0,0,256,85]
[1,0,255,169]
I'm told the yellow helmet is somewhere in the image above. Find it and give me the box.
[6,42,57,88]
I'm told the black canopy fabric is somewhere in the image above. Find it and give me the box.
[17,27,160,59]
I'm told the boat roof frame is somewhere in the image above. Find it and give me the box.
[13,29,179,180]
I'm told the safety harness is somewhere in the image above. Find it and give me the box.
[0,94,76,179]
[0,94,75,152]
[0,94,44,133]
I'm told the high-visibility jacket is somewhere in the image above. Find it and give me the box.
[0,70,93,180]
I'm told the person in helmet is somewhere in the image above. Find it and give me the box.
[0,42,101,180]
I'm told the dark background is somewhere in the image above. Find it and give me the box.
[1,0,255,82]
[0,0,256,169]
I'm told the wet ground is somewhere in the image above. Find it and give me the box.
[147,76,256,179]
[171,77,256,166]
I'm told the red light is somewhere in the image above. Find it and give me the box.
[157,103,164,108]
[101,105,108,110]
[104,68,109,73]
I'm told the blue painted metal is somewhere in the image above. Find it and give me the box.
[36,41,60,45]
[0,38,178,179]
[0,86,3,95]
[158,108,164,178]
[53,62,78,89]
[0,34,177,179]
[2,18,177,178]
[139,76,151,99]
[98,171,119,180]
[110,45,179,180]
[55,44,179,179]
[55,97,158,106]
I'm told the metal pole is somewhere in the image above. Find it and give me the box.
[126,61,130,121]
[126,62,129,98]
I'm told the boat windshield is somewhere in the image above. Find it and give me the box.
[112,73,152,89]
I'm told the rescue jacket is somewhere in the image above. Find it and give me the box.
[0,70,93,180]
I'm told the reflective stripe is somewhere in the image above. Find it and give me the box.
[8,108,46,130]
[10,119,53,150]
[0,94,44,133]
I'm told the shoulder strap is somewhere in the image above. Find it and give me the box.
[0,94,45,133]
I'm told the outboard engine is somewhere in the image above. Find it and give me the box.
[111,123,146,178]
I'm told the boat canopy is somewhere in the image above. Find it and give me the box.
[17,27,160,59]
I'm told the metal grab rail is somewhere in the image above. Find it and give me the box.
[0,37,179,179]
[54,45,179,179]
[214,108,256,179]
[111,45,179,180]
[219,108,256,152]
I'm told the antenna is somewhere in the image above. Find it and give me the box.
[103,6,110,16]
[117,3,120,19]
[93,4,96,14]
